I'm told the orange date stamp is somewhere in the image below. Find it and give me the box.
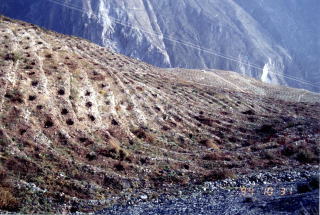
[240,186,293,196]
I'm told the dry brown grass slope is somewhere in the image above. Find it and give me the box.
[0,16,319,213]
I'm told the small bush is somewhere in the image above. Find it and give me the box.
[0,187,19,211]
[199,139,220,150]
[256,124,276,136]
[4,90,24,104]
[2,52,22,62]
[132,128,155,143]
[282,145,317,163]
[28,95,36,101]
[194,115,214,126]
[282,145,296,156]
[86,152,97,161]
[203,152,221,161]
[202,152,231,161]
[61,108,69,115]
[44,119,54,128]
[88,115,96,122]
[114,162,126,171]
[66,119,74,126]
[136,86,144,91]
[0,168,7,184]
[296,148,316,163]
[261,150,277,160]
[86,101,93,108]
[57,89,65,95]
[204,168,236,181]
[242,109,255,115]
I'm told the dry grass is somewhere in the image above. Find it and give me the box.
[199,139,220,150]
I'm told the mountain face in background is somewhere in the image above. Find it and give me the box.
[1,0,319,92]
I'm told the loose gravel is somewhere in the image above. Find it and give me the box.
[96,169,319,215]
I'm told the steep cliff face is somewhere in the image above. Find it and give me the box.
[0,0,319,91]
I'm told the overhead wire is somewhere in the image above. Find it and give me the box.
[46,0,319,88]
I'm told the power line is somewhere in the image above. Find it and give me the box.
[46,0,319,88]
[48,0,263,69]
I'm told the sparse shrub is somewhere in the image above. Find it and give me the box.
[256,124,276,136]
[86,152,97,161]
[57,89,65,96]
[114,162,126,171]
[89,71,105,81]
[24,65,33,70]
[140,157,150,165]
[161,125,170,131]
[45,54,52,59]
[203,152,222,161]
[282,145,296,156]
[136,86,144,91]
[78,137,87,143]
[119,149,128,161]
[19,129,27,135]
[126,104,134,111]
[132,128,155,143]
[132,128,147,139]
[115,104,121,112]
[242,109,255,115]
[0,168,7,184]
[88,115,96,121]
[44,119,54,128]
[98,139,121,159]
[4,90,24,104]
[2,52,22,62]
[204,168,236,181]
[103,176,123,190]
[0,187,19,211]
[282,145,317,163]
[86,101,93,108]
[107,127,126,141]
[203,152,232,161]
[28,95,36,101]
[111,119,119,126]
[36,105,44,110]
[261,150,277,160]
[296,148,316,163]
[194,115,214,126]
[66,119,74,126]
[61,108,69,115]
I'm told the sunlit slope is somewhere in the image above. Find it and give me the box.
[0,16,319,212]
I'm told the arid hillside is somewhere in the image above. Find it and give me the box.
[0,16,319,213]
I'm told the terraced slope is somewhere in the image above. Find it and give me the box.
[0,16,319,213]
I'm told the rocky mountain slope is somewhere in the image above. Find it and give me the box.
[0,16,319,213]
[0,0,319,92]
